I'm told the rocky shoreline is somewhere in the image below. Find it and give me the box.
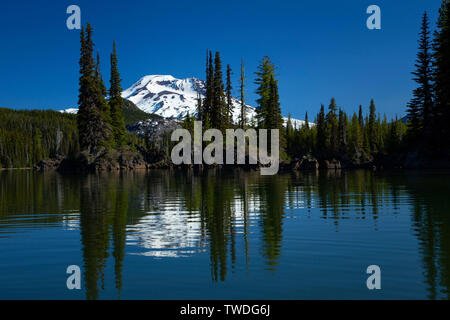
[31,150,450,173]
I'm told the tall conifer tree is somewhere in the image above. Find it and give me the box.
[316,105,327,155]
[212,52,226,130]
[254,56,276,129]
[432,0,450,149]
[368,99,377,152]
[226,64,233,125]
[326,98,339,155]
[77,23,111,153]
[358,105,364,127]
[109,41,126,146]
[95,51,107,97]
[407,12,433,143]
[350,112,362,153]
[240,58,246,129]
[304,112,309,129]
[203,50,214,124]
[338,109,348,153]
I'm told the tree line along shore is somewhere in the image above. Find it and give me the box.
[1,1,450,171]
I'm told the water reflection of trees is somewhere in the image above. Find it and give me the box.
[2,169,449,299]
[79,173,131,300]
[394,172,450,300]
[74,169,450,299]
[0,170,80,223]
[177,170,286,279]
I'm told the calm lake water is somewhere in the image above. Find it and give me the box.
[0,169,449,300]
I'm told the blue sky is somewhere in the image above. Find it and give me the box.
[0,0,443,120]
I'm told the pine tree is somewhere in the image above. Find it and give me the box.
[77,23,111,153]
[254,56,277,129]
[407,12,434,143]
[286,113,294,156]
[226,64,233,125]
[109,41,126,147]
[387,117,405,152]
[268,75,284,130]
[95,51,107,97]
[304,112,309,129]
[268,74,285,156]
[203,50,209,121]
[32,128,43,163]
[338,109,347,154]
[358,105,365,150]
[203,50,214,125]
[380,114,389,150]
[418,12,434,130]
[432,0,450,150]
[254,57,285,155]
[368,99,377,152]
[358,105,364,127]
[303,112,312,153]
[211,52,226,130]
[316,104,327,155]
[406,99,422,140]
[350,112,362,154]
[95,51,112,134]
[328,97,338,114]
[326,98,339,155]
[240,58,246,129]
[363,116,371,154]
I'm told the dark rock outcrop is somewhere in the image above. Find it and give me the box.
[34,156,64,171]
[290,155,319,171]
[57,147,148,172]
[322,159,341,170]
[126,118,181,141]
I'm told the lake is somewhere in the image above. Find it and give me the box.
[0,169,449,300]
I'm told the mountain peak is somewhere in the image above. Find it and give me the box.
[121,75,216,119]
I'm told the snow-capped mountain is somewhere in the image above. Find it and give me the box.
[121,74,256,123]
[121,75,309,127]
[60,108,78,114]
[63,75,310,127]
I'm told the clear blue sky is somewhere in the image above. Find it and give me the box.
[0,0,443,120]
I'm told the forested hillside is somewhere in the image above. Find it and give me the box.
[0,108,79,168]
[123,99,161,125]
[0,99,154,169]
[0,101,156,169]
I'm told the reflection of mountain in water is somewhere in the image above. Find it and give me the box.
[127,210,207,258]
[125,172,268,259]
